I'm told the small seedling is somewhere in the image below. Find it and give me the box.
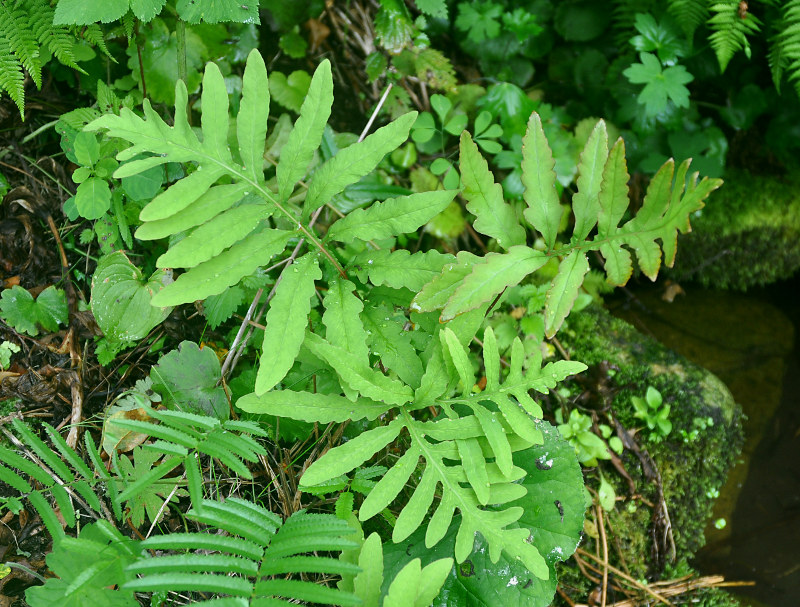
[632,386,672,442]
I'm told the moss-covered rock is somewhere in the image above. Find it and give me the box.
[670,171,800,290]
[552,305,744,605]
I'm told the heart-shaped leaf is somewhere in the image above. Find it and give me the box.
[91,251,173,343]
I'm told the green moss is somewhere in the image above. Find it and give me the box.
[549,305,744,606]
[670,171,800,289]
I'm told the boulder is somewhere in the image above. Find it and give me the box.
[670,171,800,290]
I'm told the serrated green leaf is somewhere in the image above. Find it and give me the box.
[322,278,369,368]
[327,190,457,243]
[156,201,267,268]
[237,49,270,184]
[304,112,417,216]
[572,120,608,241]
[304,333,414,406]
[277,60,333,201]
[521,113,561,249]
[151,229,293,306]
[237,389,390,423]
[459,132,525,249]
[544,250,590,338]
[150,341,228,419]
[202,286,245,329]
[255,253,321,395]
[441,246,547,321]
[176,0,259,24]
[353,249,454,292]
[301,420,404,487]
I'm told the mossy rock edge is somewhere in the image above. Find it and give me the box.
[553,305,744,606]
[670,171,800,290]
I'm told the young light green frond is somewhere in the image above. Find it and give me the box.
[440,246,548,322]
[304,111,417,216]
[277,59,333,201]
[255,252,321,395]
[571,119,608,242]
[29,0,80,71]
[383,557,454,607]
[155,202,267,269]
[300,420,404,487]
[411,251,481,313]
[326,190,457,243]
[521,113,562,249]
[201,62,232,164]
[238,390,392,423]
[238,49,270,184]
[150,228,294,307]
[459,131,525,249]
[544,250,591,337]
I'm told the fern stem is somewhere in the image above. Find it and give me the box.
[176,19,187,87]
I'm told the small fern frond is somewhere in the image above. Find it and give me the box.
[667,0,709,39]
[110,407,269,479]
[125,503,361,605]
[27,0,81,71]
[708,0,763,71]
[79,23,112,58]
[0,34,25,117]
[0,3,42,87]
[769,0,800,94]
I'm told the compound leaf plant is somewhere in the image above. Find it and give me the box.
[50,46,720,605]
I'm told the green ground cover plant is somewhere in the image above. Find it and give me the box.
[0,36,721,604]
[0,1,761,605]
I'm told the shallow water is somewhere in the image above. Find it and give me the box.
[609,280,800,606]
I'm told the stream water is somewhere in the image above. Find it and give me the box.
[608,278,800,607]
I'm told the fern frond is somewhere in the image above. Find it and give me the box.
[125,503,361,605]
[708,0,763,71]
[769,0,800,94]
[26,0,81,71]
[240,326,585,581]
[0,34,25,117]
[79,23,112,58]
[667,0,709,39]
[0,3,41,88]
[412,114,721,336]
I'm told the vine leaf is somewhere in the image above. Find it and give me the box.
[255,253,322,395]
